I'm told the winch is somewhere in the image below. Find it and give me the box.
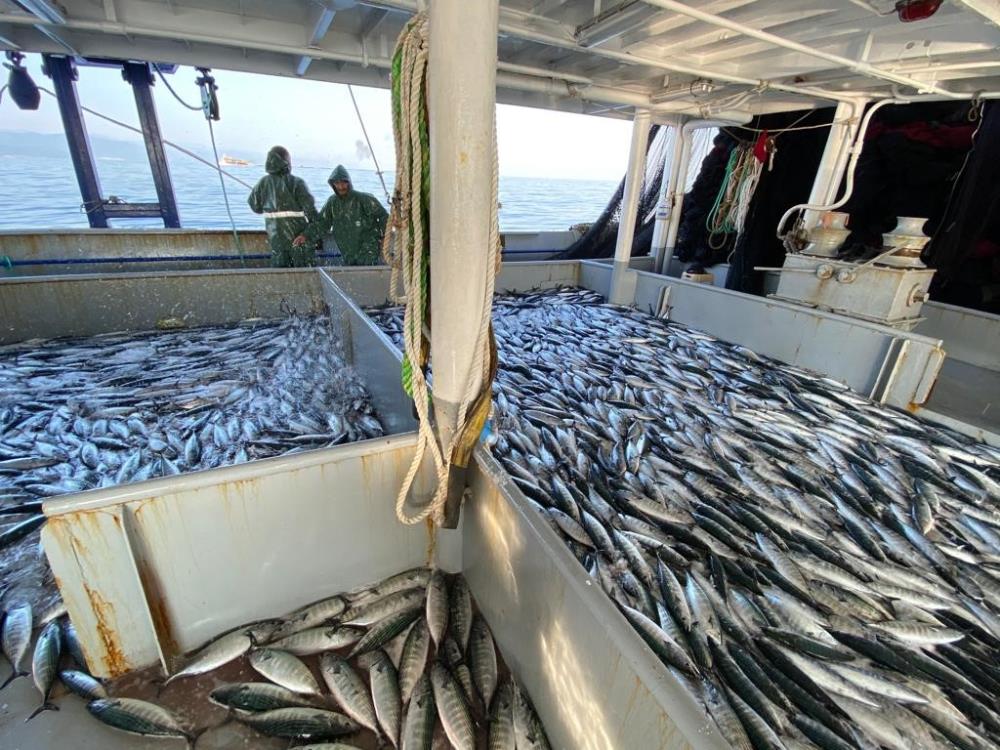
[764,212,935,330]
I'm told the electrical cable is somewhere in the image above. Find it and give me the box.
[152,64,202,111]
[34,87,253,189]
[206,116,245,266]
[29,84,248,260]
[721,110,829,140]
[347,84,391,204]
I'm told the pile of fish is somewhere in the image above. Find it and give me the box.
[0,314,384,606]
[1,568,551,749]
[370,287,1000,750]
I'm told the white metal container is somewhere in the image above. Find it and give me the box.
[6,261,994,748]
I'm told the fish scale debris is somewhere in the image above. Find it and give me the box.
[368,286,1000,750]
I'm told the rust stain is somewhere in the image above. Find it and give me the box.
[622,674,642,718]
[359,452,374,494]
[134,558,180,668]
[425,516,437,565]
[459,151,469,165]
[83,582,130,677]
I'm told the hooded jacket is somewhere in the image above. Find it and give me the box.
[306,165,389,265]
[247,146,319,266]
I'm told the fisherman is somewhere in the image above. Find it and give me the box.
[292,165,388,266]
[247,146,319,268]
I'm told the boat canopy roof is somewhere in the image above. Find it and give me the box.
[2,0,999,119]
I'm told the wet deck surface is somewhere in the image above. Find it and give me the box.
[1,660,286,750]
[3,611,496,749]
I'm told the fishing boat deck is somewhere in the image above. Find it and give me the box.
[0,666,286,750]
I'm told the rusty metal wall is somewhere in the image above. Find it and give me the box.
[42,436,428,678]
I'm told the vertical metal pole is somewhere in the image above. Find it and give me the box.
[802,99,864,229]
[609,108,652,305]
[43,55,108,229]
[661,125,695,277]
[428,0,499,527]
[651,116,687,274]
[123,62,181,228]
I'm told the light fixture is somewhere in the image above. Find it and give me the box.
[895,0,944,22]
[4,52,40,111]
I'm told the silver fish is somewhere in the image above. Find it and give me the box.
[320,653,379,733]
[426,570,449,648]
[401,673,435,750]
[269,625,363,655]
[26,620,62,721]
[87,698,192,742]
[398,617,431,706]
[209,682,324,712]
[59,669,107,701]
[165,629,252,683]
[430,662,475,750]
[236,707,360,739]
[1,602,32,688]
[249,648,322,695]
[369,649,402,746]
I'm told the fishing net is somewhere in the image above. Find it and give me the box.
[557,125,717,260]
[557,124,668,259]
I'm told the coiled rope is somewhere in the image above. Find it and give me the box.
[383,12,500,525]
[706,140,765,249]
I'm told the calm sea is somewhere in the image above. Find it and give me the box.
[0,153,618,233]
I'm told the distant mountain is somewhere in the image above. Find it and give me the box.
[0,130,152,160]
[0,130,326,166]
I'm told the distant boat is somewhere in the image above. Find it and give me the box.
[219,155,251,167]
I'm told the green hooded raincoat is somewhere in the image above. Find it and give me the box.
[306,165,389,265]
[248,146,319,267]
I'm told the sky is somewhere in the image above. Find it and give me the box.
[1,55,634,181]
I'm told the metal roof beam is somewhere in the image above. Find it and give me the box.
[359,6,389,41]
[954,0,1000,25]
[13,0,75,54]
[13,0,64,25]
[639,0,967,98]
[0,9,668,111]
[296,3,339,77]
[359,0,852,102]
[575,1,660,48]
[34,21,76,54]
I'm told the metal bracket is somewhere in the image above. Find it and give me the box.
[656,285,672,319]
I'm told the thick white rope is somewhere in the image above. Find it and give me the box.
[387,12,500,525]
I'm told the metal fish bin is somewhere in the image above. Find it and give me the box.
[2,261,996,749]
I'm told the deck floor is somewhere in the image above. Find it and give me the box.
[0,667,286,750]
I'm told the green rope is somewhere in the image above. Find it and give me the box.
[706,147,741,237]
[392,19,432,401]
[0,255,12,270]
